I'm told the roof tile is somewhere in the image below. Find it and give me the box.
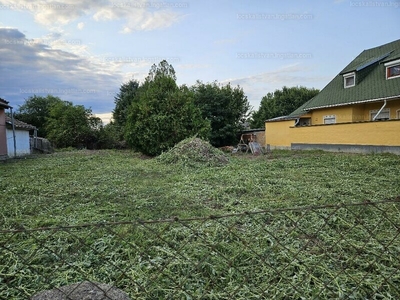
[5,116,36,130]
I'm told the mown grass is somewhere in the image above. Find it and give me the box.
[1,149,399,228]
[1,149,400,299]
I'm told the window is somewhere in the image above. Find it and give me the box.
[397,109,400,119]
[343,72,356,88]
[370,108,390,121]
[299,118,311,126]
[385,59,400,80]
[324,115,336,124]
[387,65,400,79]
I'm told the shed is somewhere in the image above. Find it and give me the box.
[5,116,37,157]
[240,128,266,147]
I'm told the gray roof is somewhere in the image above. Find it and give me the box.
[6,116,37,130]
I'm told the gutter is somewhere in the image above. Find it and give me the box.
[372,100,387,121]
[303,94,400,112]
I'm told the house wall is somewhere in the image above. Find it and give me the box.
[6,128,31,157]
[290,120,400,146]
[0,109,7,158]
[311,106,354,124]
[351,104,366,122]
[265,118,400,153]
[265,99,400,153]
[265,120,296,148]
[310,99,400,124]
[361,99,400,120]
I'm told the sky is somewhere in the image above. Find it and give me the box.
[0,0,399,124]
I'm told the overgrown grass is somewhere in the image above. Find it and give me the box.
[1,149,400,298]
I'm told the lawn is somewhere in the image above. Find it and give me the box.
[1,149,400,299]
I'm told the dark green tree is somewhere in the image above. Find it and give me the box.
[251,86,319,128]
[125,62,210,156]
[112,80,140,139]
[146,59,176,82]
[96,122,124,149]
[191,81,251,147]
[15,95,63,137]
[46,101,102,148]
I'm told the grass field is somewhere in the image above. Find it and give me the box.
[1,149,400,299]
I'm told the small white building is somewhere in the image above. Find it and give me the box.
[5,116,36,157]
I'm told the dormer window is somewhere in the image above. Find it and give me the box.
[343,72,356,88]
[385,59,400,79]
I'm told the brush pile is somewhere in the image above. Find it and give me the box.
[157,137,229,167]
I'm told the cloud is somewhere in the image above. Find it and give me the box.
[93,4,186,33]
[221,64,330,109]
[77,22,85,30]
[95,112,113,125]
[0,27,123,113]
[224,64,303,85]
[0,0,186,32]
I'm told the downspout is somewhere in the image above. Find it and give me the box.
[372,100,387,121]
[10,107,17,157]
[294,118,300,126]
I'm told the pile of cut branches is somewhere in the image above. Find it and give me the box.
[157,137,229,167]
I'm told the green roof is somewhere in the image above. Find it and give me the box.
[288,98,315,118]
[289,39,400,116]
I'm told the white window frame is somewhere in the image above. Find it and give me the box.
[323,115,336,124]
[384,59,400,80]
[396,109,400,119]
[343,72,356,88]
[370,108,390,121]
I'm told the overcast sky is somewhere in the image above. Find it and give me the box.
[0,0,399,123]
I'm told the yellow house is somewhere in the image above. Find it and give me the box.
[265,39,400,154]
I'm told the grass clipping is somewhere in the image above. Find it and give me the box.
[157,137,229,167]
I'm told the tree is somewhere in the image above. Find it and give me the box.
[146,59,176,82]
[112,80,140,139]
[251,86,319,128]
[125,62,210,156]
[96,122,124,149]
[15,95,63,137]
[191,81,251,147]
[46,101,102,148]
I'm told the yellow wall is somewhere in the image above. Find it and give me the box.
[291,120,400,146]
[310,99,400,124]
[265,99,400,149]
[266,119,400,147]
[352,104,366,122]
[311,106,353,124]
[362,100,400,120]
[265,120,296,148]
